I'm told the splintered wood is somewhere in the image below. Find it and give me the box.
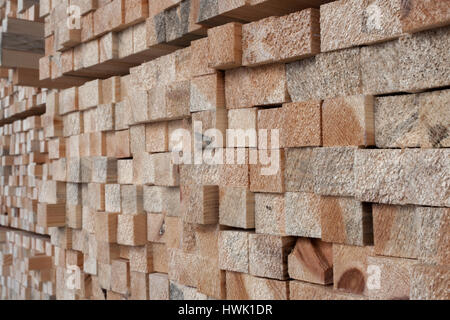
[0,0,449,301]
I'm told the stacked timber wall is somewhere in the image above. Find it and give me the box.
[0,0,448,300]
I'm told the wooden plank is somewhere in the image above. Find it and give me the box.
[373,204,449,264]
[95,212,118,243]
[219,230,250,273]
[37,203,66,227]
[149,273,169,300]
[129,244,153,273]
[374,89,450,148]
[249,148,285,193]
[169,281,207,300]
[121,185,144,215]
[0,48,42,69]
[147,212,167,243]
[143,186,180,216]
[145,122,168,153]
[319,196,373,246]
[117,214,147,246]
[124,0,148,26]
[130,271,149,300]
[242,9,319,66]
[226,271,288,300]
[181,184,219,225]
[255,193,285,236]
[226,64,289,109]
[322,95,374,147]
[282,100,322,148]
[152,243,169,273]
[117,159,133,184]
[25,255,53,270]
[132,152,155,184]
[196,255,225,299]
[410,264,450,300]
[257,107,282,150]
[190,72,225,113]
[111,259,130,295]
[18,0,39,14]
[286,47,362,102]
[219,187,254,229]
[168,248,198,288]
[2,16,44,37]
[355,149,450,207]
[288,238,333,285]
[367,255,416,300]
[227,108,257,148]
[400,0,450,33]
[361,27,450,94]
[290,280,365,300]
[79,79,102,110]
[0,32,44,53]
[320,0,401,52]
[333,243,374,296]
[207,22,242,70]
[93,0,125,37]
[284,192,321,238]
[190,37,216,78]
[249,233,295,280]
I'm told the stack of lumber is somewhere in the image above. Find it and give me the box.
[0,0,46,87]
[0,79,46,123]
[39,0,330,87]
[0,0,449,300]
[0,227,55,300]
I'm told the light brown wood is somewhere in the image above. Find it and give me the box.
[0,0,448,302]
[288,238,333,285]
[95,212,118,243]
[333,244,374,296]
[249,234,295,280]
[181,185,219,225]
[226,271,289,300]
[117,214,147,246]
[37,203,66,227]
